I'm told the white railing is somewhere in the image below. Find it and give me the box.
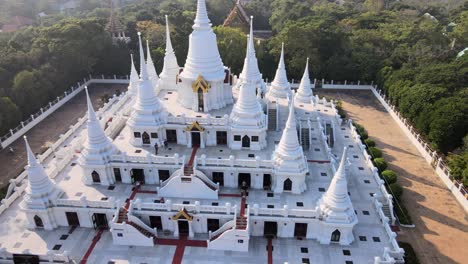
[251,204,318,218]
[373,199,405,264]
[110,152,184,165]
[127,214,157,236]
[371,87,468,212]
[0,249,70,263]
[167,114,229,126]
[55,197,116,209]
[209,218,235,240]
[132,199,236,215]
[196,154,274,169]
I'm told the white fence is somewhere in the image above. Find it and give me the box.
[371,87,468,212]
[0,76,130,149]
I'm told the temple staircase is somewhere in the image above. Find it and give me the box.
[382,203,392,223]
[267,102,278,131]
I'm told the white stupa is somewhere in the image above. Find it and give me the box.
[295,58,313,103]
[127,32,166,146]
[272,97,308,193]
[318,147,356,223]
[267,43,291,98]
[159,15,180,90]
[177,0,232,112]
[21,136,62,210]
[235,16,265,94]
[128,53,139,95]
[79,87,119,166]
[146,40,159,91]
[229,46,267,150]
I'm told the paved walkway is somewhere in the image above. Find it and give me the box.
[316,89,468,264]
[0,84,126,192]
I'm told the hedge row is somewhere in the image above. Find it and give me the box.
[354,123,413,225]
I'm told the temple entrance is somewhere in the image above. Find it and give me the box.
[34,215,43,228]
[283,178,292,191]
[216,131,227,145]
[241,135,250,148]
[149,216,163,230]
[264,221,277,238]
[113,168,122,182]
[238,173,251,188]
[166,129,177,143]
[207,219,220,232]
[131,169,145,184]
[294,223,308,238]
[191,132,201,147]
[212,172,224,186]
[263,174,271,190]
[158,170,170,182]
[331,229,341,242]
[142,132,150,144]
[92,213,108,229]
[178,220,189,236]
[197,88,204,112]
[66,212,80,227]
[13,254,40,264]
[91,171,100,183]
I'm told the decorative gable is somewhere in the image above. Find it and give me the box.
[192,75,210,93]
[171,208,193,221]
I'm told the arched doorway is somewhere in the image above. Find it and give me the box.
[34,215,43,228]
[142,132,150,144]
[191,132,201,147]
[241,135,250,148]
[91,171,100,183]
[197,88,204,112]
[283,178,292,191]
[331,229,341,242]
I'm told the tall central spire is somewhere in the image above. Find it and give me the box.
[194,0,211,29]
[180,0,225,81]
[268,43,290,98]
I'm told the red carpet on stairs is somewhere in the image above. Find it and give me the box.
[187,147,199,167]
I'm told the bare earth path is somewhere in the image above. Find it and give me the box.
[316,89,468,264]
[0,84,126,190]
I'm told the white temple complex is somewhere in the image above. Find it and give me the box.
[0,1,403,263]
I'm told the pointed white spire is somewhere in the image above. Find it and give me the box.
[160,15,180,90]
[237,16,263,89]
[137,32,148,80]
[180,0,225,81]
[146,40,159,86]
[230,53,265,128]
[23,136,62,208]
[274,96,303,160]
[318,147,356,223]
[194,0,211,29]
[295,58,313,103]
[128,53,139,94]
[127,32,166,134]
[79,87,119,166]
[268,43,290,98]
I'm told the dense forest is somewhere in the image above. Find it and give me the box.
[0,0,467,185]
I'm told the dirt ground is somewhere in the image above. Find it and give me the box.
[0,84,126,190]
[316,89,468,264]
